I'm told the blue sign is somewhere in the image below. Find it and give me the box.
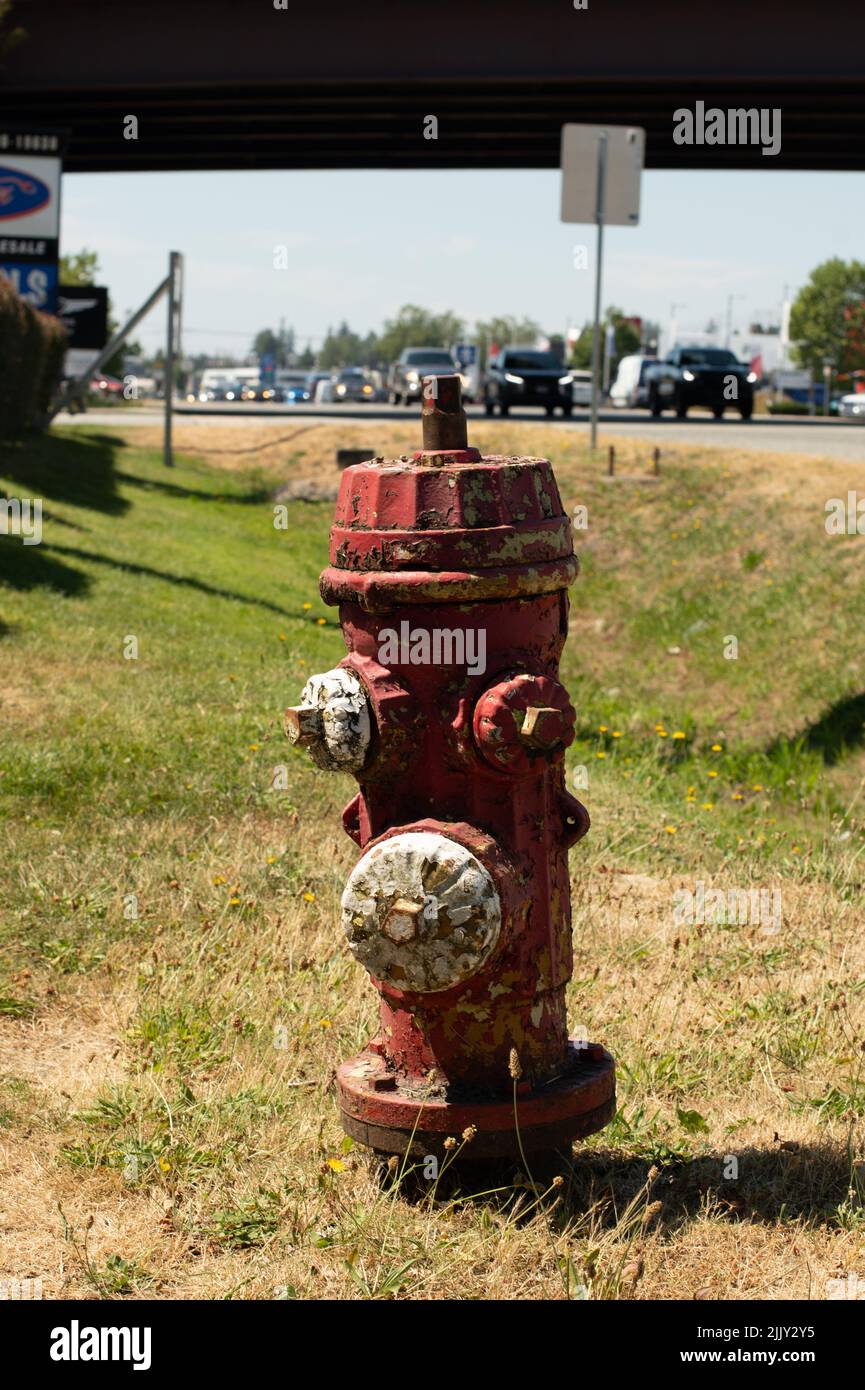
[452,342,477,367]
[259,351,276,386]
[0,260,59,313]
[0,167,52,221]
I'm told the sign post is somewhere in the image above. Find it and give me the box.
[560,123,645,450]
[164,250,183,468]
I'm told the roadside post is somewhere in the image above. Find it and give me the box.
[164,251,184,468]
[560,124,645,451]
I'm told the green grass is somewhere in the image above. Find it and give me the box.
[1,423,864,1300]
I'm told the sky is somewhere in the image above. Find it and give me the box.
[60,166,865,359]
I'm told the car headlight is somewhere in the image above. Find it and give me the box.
[336,385,346,396]
[746,372,758,383]
[504,372,524,384]
[558,374,574,386]
[682,370,696,382]
[406,371,419,383]
[362,385,372,394]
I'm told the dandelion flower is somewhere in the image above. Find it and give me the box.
[303,891,316,903]
[213,875,227,885]
[711,744,722,752]
[327,1158,345,1173]
[707,770,718,779]
[672,731,686,740]
[664,826,677,835]
[302,602,312,610]
[319,1018,332,1029]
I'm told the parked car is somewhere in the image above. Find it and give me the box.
[610,354,661,408]
[388,348,458,405]
[645,347,755,419]
[484,348,574,416]
[334,368,376,402]
[197,383,229,402]
[837,392,865,419]
[569,369,593,407]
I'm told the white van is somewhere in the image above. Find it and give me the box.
[610,355,660,408]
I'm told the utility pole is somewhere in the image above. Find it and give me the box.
[589,130,608,451]
[670,302,686,354]
[164,251,183,468]
[725,293,743,350]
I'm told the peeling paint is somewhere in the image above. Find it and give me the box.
[294,667,371,772]
[342,831,501,993]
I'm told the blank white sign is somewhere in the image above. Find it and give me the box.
[560,124,645,226]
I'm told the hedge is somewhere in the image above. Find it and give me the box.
[0,274,68,438]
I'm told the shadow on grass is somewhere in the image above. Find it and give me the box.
[41,541,309,619]
[1,432,128,517]
[797,692,865,767]
[114,470,273,505]
[378,1141,860,1235]
[0,537,91,596]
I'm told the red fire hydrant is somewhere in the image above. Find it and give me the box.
[285,377,615,1159]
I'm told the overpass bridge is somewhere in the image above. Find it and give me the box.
[2,0,865,171]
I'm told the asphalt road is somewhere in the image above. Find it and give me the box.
[53,402,865,461]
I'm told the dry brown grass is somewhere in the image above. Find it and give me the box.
[2,420,864,1301]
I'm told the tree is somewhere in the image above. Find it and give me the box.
[474,316,541,362]
[569,306,641,370]
[252,328,286,367]
[59,250,100,287]
[377,304,463,361]
[790,258,865,386]
[0,0,25,63]
[59,248,141,377]
[317,321,377,370]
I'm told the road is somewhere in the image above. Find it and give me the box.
[53,403,865,461]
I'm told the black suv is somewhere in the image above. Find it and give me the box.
[645,347,756,419]
[484,348,574,417]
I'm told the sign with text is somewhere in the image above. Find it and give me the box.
[0,128,66,314]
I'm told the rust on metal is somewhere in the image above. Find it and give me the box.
[420,373,468,453]
[283,375,614,1160]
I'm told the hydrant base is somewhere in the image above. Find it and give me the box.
[337,1042,615,1161]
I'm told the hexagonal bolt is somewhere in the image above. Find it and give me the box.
[519,705,568,750]
[381,897,424,944]
[285,703,324,747]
